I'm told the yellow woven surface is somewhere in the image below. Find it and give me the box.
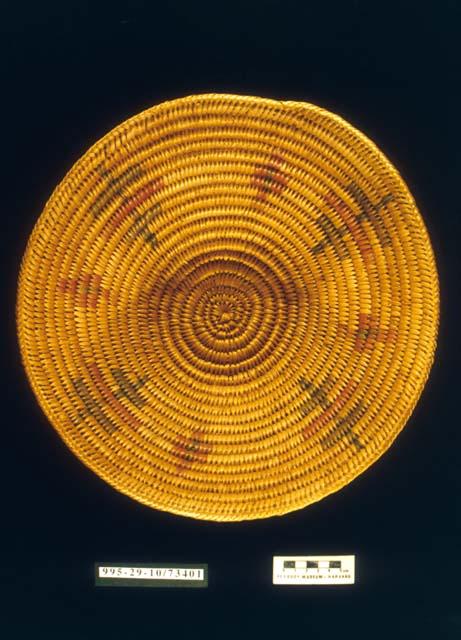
[17,93,439,521]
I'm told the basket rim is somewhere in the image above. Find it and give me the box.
[16,92,440,521]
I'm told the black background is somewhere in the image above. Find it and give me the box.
[2,1,460,637]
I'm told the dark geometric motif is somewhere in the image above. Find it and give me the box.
[90,166,144,219]
[311,182,393,258]
[299,376,365,451]
[104,177,164,250]
[72,364,148,434]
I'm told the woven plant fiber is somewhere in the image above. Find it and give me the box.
[17,93,439,521]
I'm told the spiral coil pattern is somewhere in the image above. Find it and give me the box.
[17,94,439,520]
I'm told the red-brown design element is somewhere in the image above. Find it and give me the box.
[87,363,143,432]
[354,314,398,352]
[57,273,109,308]
[172,430,211,472]
[252,154,288,201]
[338,314,399,352]
[302,381,358,439]
[311,183,393,258]
[324,191,373,261]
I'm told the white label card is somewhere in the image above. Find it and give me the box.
[94,563,208,588]
[273,555,355,585]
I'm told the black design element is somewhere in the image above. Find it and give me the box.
[311,182,393,258]
[90,166,144,218]
[72,378,116,433]
[319,402,366,451]
[111,369,148,409]
[125,205,160,249]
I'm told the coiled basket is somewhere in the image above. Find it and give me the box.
[17,93,439,521]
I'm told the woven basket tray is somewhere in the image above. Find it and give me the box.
[17,93,439,521]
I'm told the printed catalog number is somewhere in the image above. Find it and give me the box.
[99,567,204,580]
